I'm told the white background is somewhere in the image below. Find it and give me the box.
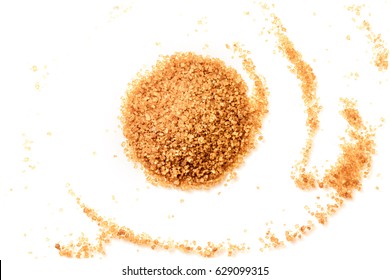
[0,0,389,279]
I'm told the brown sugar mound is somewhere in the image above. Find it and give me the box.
[121,52,263,189]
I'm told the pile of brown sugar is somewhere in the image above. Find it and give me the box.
[56,7,379,257]
[56,49,268,259]
[121,52,267,189]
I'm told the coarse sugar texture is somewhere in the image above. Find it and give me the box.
[255,12,378,251]
[55,187,247,258]
[259,98,376,248]
[271,15,321,176]
[347,5,389,72]
[320,98,376,198]
[121,52,265,189]
[269,15,375,198]
[293,98,376,199]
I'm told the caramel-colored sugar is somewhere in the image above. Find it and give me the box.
[121,52,263,189]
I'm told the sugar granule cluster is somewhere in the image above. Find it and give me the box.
[121,52,266,189]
